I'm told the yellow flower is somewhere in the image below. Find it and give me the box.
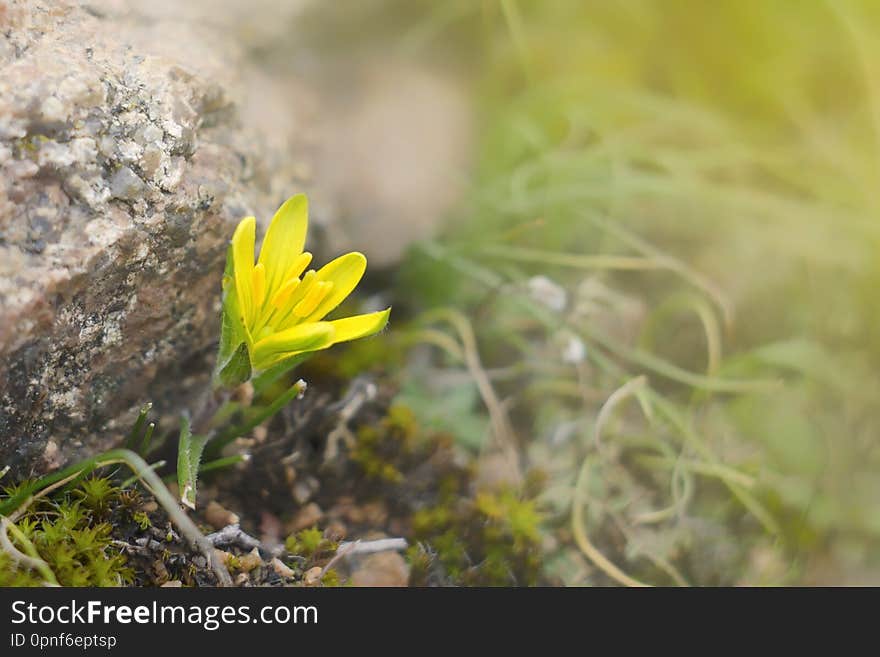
[216,194,390,383]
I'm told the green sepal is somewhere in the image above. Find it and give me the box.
[214,243,253,388]
[215,341,252,389]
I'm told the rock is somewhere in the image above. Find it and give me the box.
[292,477,319,505]
[114,3,475,268]
[360,500,388,527]
[0,0,314,476]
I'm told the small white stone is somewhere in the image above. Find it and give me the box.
[37,141,76,168]
[561,333,586,364]
[528,275,568,312]
[139,144,164,179]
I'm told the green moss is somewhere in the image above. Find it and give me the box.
[320,569,342,587]
[328,396,546,586]
[408,488,543,586]
[405,544,433,583]
[74,476,119,517]
[132,511,152,531]
[281,527,346,585]
[285,526,336,559]
[351,403,421,483]
[0,480,134,587]
[475,491,541,551]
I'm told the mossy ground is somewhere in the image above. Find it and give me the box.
[0,351,545,587]
[0,477,133,587]
[205,351,546,587]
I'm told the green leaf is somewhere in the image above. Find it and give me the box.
[397,378,489,451]
[176,415,210,510]
[214,243,253,388]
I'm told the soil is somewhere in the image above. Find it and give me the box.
[97,357,544,587]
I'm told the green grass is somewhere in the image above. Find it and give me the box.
[388,0,880,585]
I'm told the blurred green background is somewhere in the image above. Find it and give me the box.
[341,0,880,585]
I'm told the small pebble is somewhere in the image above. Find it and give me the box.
[350,552,410,587]
[362,501,388,526]
[260,511,284,546]
[293,477,319,505]
[324,521,347,543]
[205,500,240,529]
[290,502,324,532]
[303,566,323,587]
[271,557,295,579]
[238,548,263,573]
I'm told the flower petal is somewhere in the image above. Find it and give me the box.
[251,321,335,371]
[257,194,309,295]
[231,216,256,326]
[326,308,391,346]
[304,251,367,322]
